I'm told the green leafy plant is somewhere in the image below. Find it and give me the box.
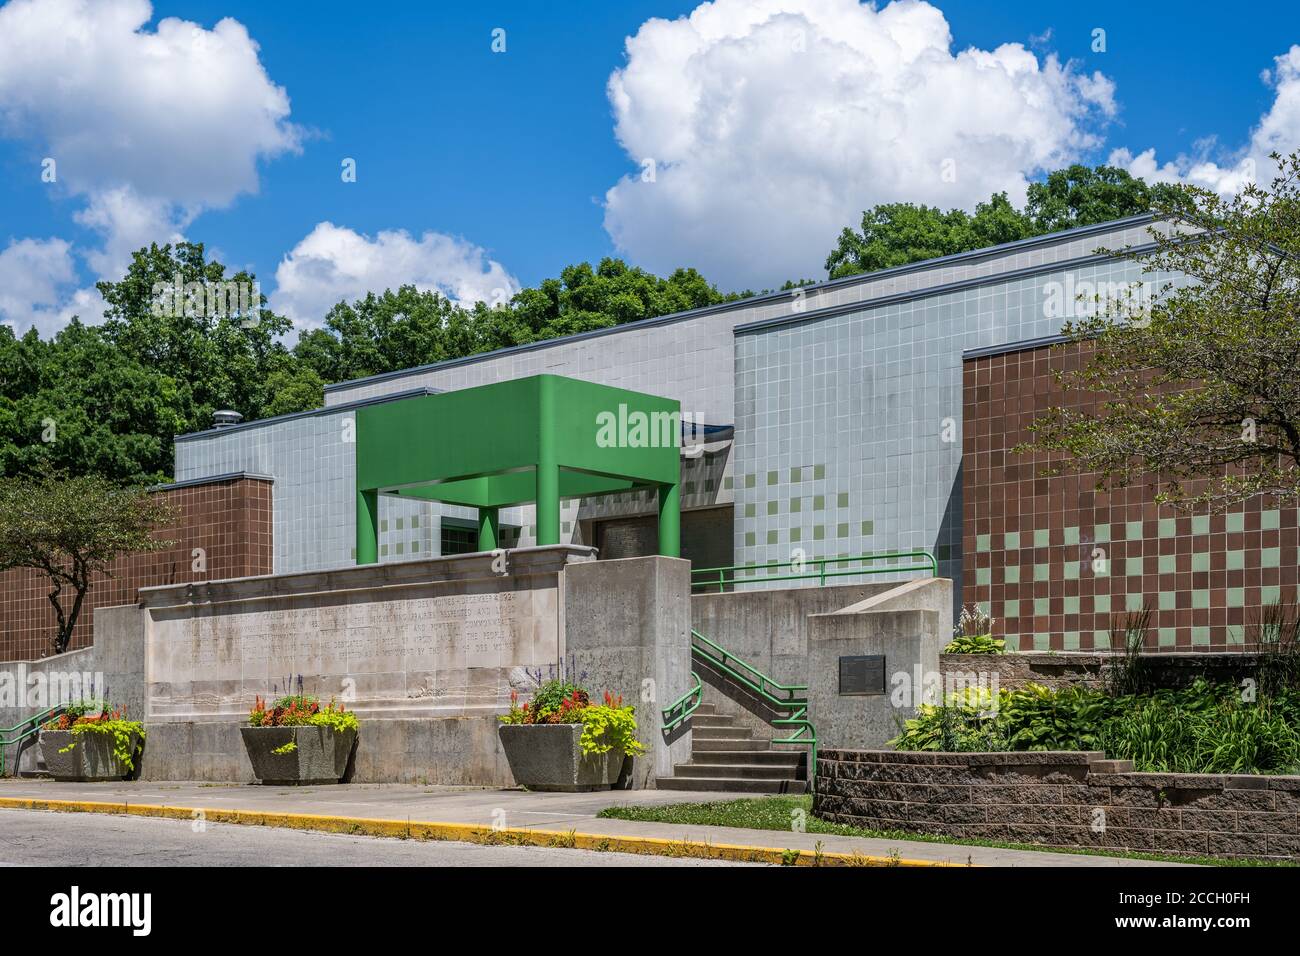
[43,702,146,773]
[1251,600,1300,695]
[499,685,646,757]
[944,633,1005,654]
[1106,607,1152,696]
[578,694,646,757]
[892,679,1300,775]
[271,741,298,755]
[248,695,358,733]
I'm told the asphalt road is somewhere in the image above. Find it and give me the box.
[0,809,754,867]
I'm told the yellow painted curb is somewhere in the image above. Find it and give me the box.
[0,796,961,867]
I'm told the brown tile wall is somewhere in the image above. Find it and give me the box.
[0,476,273,661]
[963,341,1300,651]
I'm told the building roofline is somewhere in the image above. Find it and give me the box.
[321,214,1157,395]
[732,241,1157,337]
[962,334,1072,361]
[173,387,440,443]
[149,471,274,492]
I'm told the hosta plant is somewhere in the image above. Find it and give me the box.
[945,604,1000,653]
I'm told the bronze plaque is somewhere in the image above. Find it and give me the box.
[838,655,886,696]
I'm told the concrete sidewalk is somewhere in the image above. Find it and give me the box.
[0,779,1188,867]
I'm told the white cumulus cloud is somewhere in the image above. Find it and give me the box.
[1109,45,1300,196]
[0,238,77,336]
[271,223,521,328]
[602,0,1117,289]
[0,0,300,318]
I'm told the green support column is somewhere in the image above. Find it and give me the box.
[356,489,379,564]
[658,481,680,557]
[535,465,560,545]
[478,506,499,551]
[535,376,561,546]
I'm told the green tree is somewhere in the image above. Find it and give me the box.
[294,286,485,384]
[294,258,735,384]
[97,242,303,426]
[1022,151,1300,511]
[1024,163,1180,234]
[0,471,176,654]
[825,193,1032,279]
[825,165,1169,280]
[485,258,730,348]
[0,319,184,484]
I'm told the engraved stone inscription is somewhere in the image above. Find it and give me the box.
[148,587,557,720]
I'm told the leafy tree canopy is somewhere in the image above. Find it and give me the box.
[0,470,176,653]
[825,164,1168,280]
[1024,150,1300,512]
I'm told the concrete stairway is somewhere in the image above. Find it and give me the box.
[659,702,807,794]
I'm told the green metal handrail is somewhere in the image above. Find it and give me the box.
[0,706,62,777]
[660,671,702,732]
[691,549,937,593]
[688,629,818,792]
[691,630,807,702]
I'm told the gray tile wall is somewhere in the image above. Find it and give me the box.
[733,252,1180,603]
[174,410,500,573]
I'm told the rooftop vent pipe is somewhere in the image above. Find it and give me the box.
[212,410,244,429]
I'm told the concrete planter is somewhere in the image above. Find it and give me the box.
[39,729,143,782]
[240,725,357,785]
[498,723,626,792]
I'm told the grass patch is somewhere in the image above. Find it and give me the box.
[597,796,1295,867]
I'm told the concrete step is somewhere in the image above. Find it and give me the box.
[693,702,716,715]
[688,749,804,766]
[690,725,755,740]
[674,763,800,780]
[688,714,737,729]
[691,737,770,752]
[658,776,809,794]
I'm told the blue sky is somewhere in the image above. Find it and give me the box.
[0,0,1297,335]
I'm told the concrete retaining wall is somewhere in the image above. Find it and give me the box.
[0,608,144,774]
[814,749,1300,861]
[807,578,951,750]
[690,582,898,740]
[6,547,692,788]
[564,555,693,788]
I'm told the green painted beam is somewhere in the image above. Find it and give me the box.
[353,374,683,563]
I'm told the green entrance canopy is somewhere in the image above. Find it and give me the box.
[354,374,681,562]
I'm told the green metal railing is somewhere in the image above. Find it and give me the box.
[692,549,937,593]
[666,629,818,791]
[660,671,702,732]
[0,706,62,777]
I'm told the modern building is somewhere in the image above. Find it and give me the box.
[5,212,1287,660]
[176,215,1166,572]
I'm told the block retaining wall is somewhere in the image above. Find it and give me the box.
[814,749,1300,861]
[940,652,1272,691]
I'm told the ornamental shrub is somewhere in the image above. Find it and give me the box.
[248,695,359,733]
[891,680,1300,775]
[42,701,146,773]
[499,686,646,756]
